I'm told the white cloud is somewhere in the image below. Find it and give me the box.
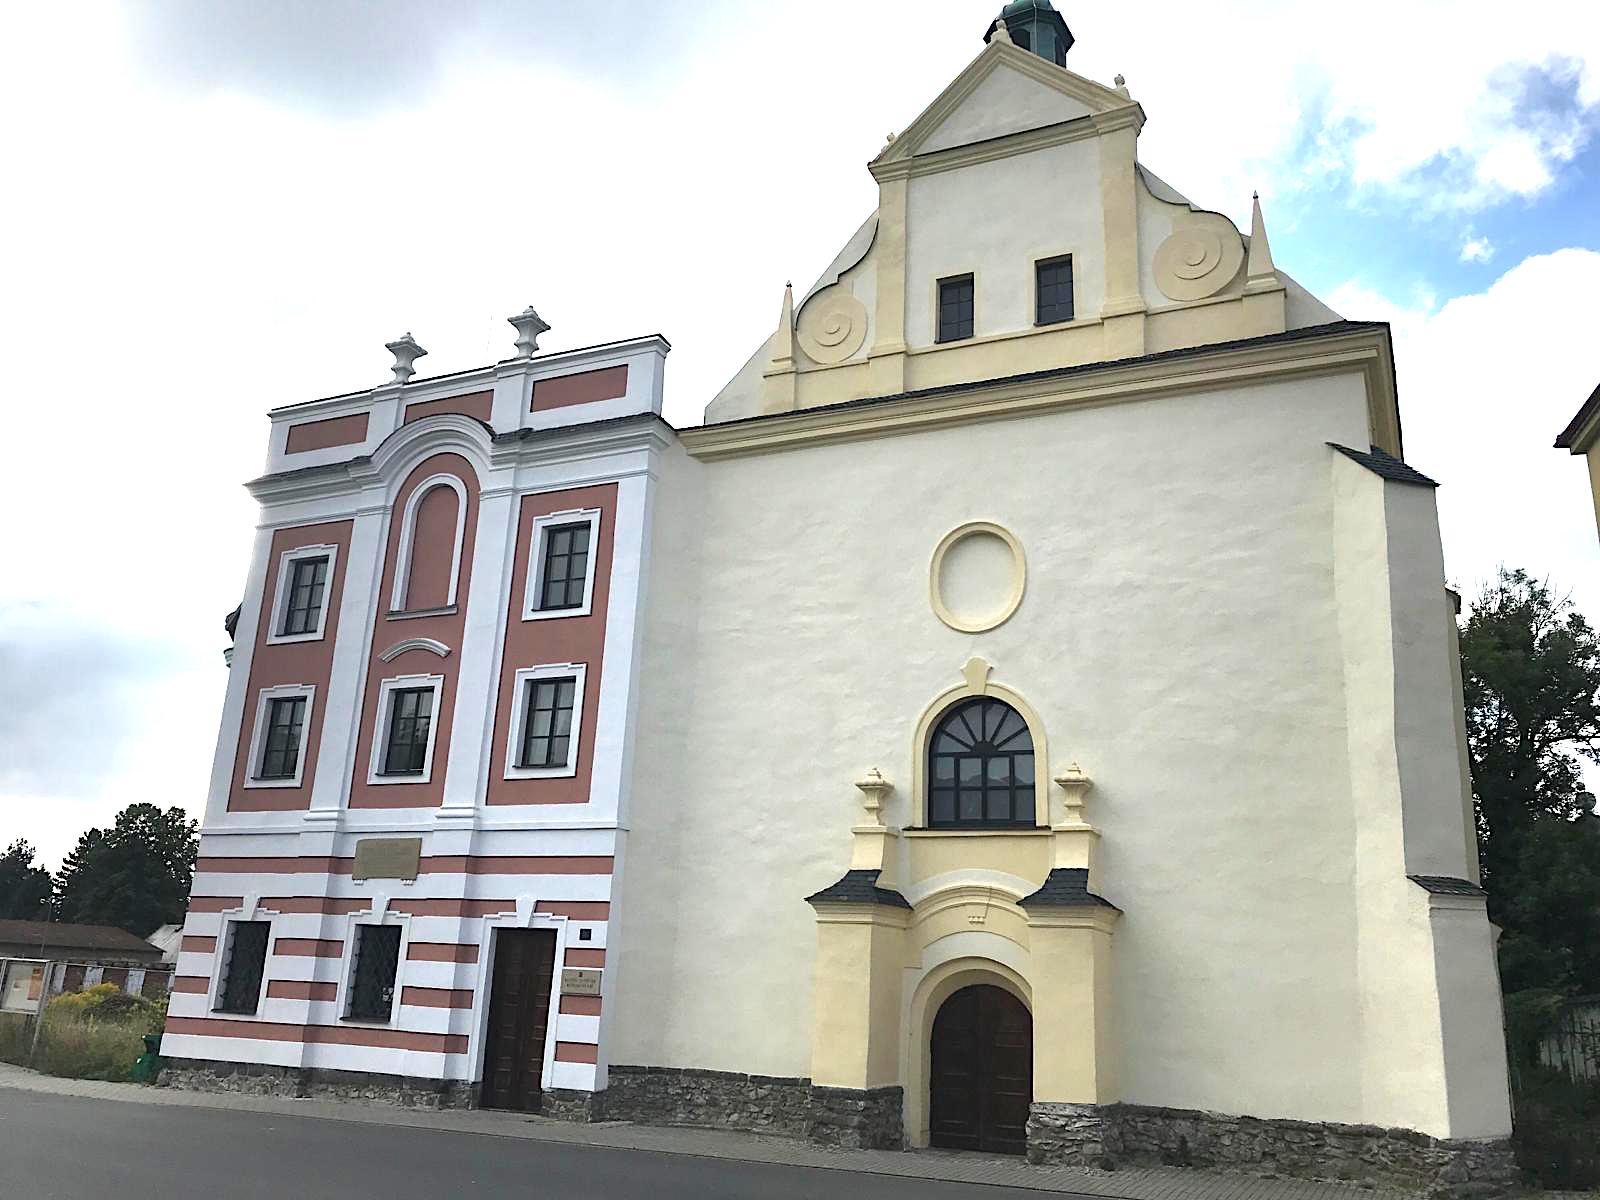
[1343,250,1600,619]
[1460,234,1497,264]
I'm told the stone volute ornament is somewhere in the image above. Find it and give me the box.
[855,768,892,826]
[508,306,551,358]
[385,332,427,385]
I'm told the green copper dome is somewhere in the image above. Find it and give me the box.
[985,1,1074,67]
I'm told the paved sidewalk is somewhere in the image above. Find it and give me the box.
[0,1060,1422,1200]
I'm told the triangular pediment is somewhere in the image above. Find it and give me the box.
[875,40,1136,168]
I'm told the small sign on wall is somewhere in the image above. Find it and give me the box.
[353,838,423,881]
[561,968,602,996]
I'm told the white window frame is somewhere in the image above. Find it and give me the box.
[522,508,602,621]
[367,672,445,785]
[265,543,339,645]
[209,914,272,1017]
[503,662,587,781]
[337,912,410,1026]
[243,683,316,789]
[390,474,468,614]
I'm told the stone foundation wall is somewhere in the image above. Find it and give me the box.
[161,1058,477,1109]
[602,1066,903,1150]
[1028,1101,1520,1199]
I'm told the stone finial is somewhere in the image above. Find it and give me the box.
[990,17,1012,44]
[385,333,427,385]
[1053,761,1094,828]
[1246,191,1278,287]
[508,306,551,358]
[855,768,892,824]
[1114,73,1130,98]
[770,282,796,371]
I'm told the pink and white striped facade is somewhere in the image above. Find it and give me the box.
[164,334,672,1098]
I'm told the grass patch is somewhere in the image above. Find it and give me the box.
[0,1010,31,1065]
[8,984,168,1082]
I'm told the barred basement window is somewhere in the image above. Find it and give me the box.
[927,697,1036,829]
[280,555,329,636]
[347,925,402,1022]
[381,687,433,777]
[1035,256,1075,325]
[216,920,269,1015]
[518,675,577,769]
[937,274,975,343]
[257,696,307,780]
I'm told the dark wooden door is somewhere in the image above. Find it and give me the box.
[929,984,1033,1155]
[481,929,557,1112]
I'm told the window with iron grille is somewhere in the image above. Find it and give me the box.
[937,274,975,343]
[280,555,329,636]
[518,675,578,769]
[538,522,591,611]
[380,687,433,776]
[257,696,307,780]
[1035,256,1075,325]
[347,924,402,1021]
[216,920,269,1014]
[927,697,1036,829]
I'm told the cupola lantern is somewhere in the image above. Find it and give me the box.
[985,0,1074,66]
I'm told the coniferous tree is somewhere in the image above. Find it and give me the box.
[53,804,198,936]
[0,839,52,919]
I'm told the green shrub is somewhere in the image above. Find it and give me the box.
[21,985,169,1082]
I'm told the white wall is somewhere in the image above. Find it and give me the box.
[615,371,1440,1129]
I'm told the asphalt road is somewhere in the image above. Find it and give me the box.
[0,1086,1067,1199]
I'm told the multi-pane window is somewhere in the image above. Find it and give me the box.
[1036,256,1075,325]
[257,696,307,780]
[937,274,975,343]
[347,924,402,1022]
[280,555,329,636]
[518,676,578,769]
[927,698,1036,829]
[538,522,591,612]
[380,687,434,777]
[216,920,269,1015]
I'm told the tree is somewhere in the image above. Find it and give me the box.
[1459,568,1600,997]
[0,839,52,919]
[53,804,199,937]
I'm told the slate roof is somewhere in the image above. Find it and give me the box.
[0,920,162,956]
[1018,867,1120,910]
[804,869,912,909]
[1408,875,1488,897]
[1555,380,1600,449]
[1328,443,1439,488]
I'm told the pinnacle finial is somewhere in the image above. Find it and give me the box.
[508,306,551,358]
[385,332,427,385]
[1246,191,1278,286]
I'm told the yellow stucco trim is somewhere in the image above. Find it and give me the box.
[928,521,1027,633]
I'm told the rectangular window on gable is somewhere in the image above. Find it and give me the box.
[1036,256,1075,325]
[281,555,329,636]
[518,675,577,769]
[523,509,602,622]
[937,274,975,343]
[216,920,269,1015]
[258,696,307,780]
[346,924,401,1022]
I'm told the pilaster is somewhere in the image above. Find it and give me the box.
[867,175,909,396]
[1095,110,1146,358]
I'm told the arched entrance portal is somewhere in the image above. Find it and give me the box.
[929,984,1032,1154]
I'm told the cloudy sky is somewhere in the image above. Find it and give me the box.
[2,1,1597,869]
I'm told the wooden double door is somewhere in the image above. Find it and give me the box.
[929,984,1033,1155]
[481,929,557,1112]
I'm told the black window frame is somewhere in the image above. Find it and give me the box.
[536,520,593,613]
[926,697,1036,830]
[517,674,579,770]
[346,924,402,1023]
[379,685,435,778]
[936,274,975,344]
[215,920,270,1015]
[280,554,330,637]
[1035,255,1075,326]
[257,694,308,781]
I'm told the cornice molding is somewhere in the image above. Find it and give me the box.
[681,325,1400,463]
[872,109,1138,183]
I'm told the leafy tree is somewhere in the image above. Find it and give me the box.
[1459,568,1600,996]
[53,804,198,937]
[0,839,52,919]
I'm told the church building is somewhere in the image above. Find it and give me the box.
[163,5,1517,1193]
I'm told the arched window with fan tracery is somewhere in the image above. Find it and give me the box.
[927,697,1036,829]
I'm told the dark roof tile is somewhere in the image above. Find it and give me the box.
[1019,867,1120,910]
[1408,875,1487,897]
[1328,443,1438,488]
[804,869,911,909]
